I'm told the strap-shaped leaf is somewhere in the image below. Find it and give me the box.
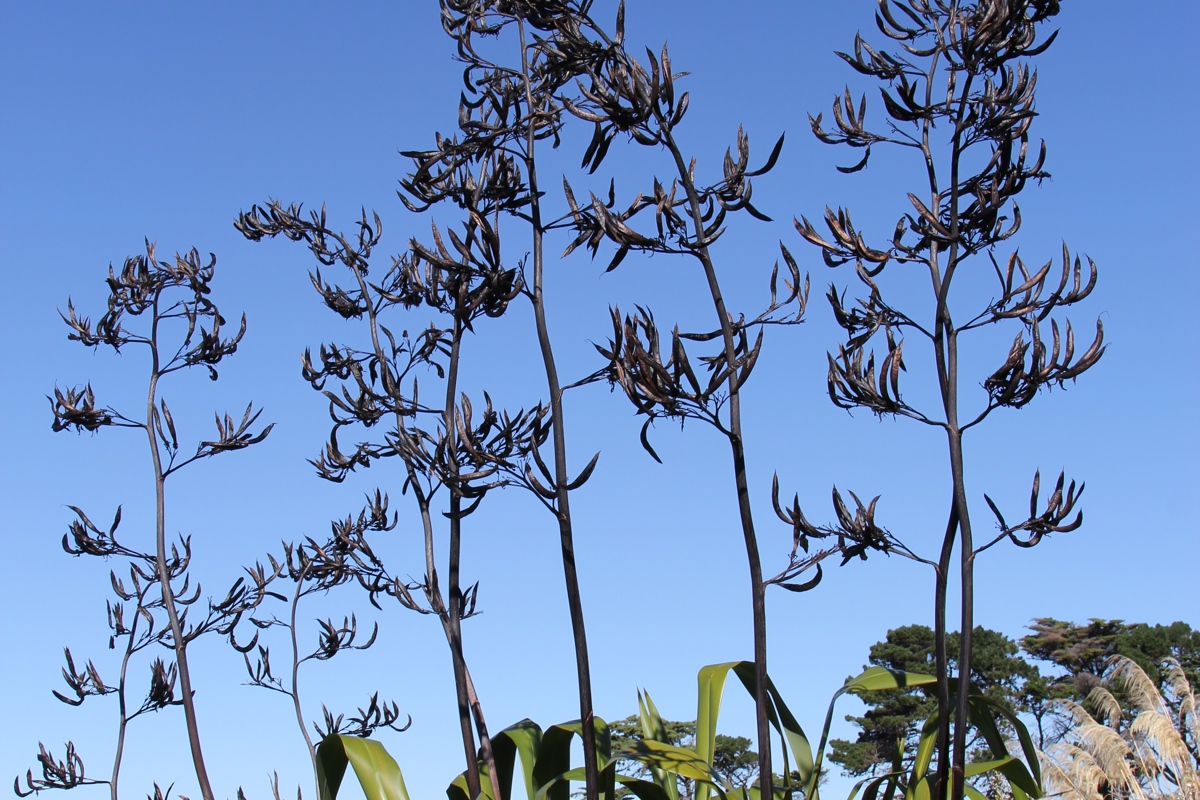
[317,735,410,800]
[695,662,814,800]
[532,762,619,800]
[965,757,1039,798]
[615,777,675,800]
[730,662,814,787]
[886,678,1042,800]
[968,694,1041,789]
[619,740,718,784]
[532,724,575,800]
[903,775,930,800]
[695,662,733,800]
[964,696,1041,800]
[809,669,939,800]
[910,709,940,784]
[844,667,938,694]
[459,719,545,800]
[610,740,730,800]
[528,718,613,800]
[449,718,612,800]
[637,691,681,800]
[895,697,1042,800]
[447,773,471,800]
[495,719,544,800]
[847,770,906,800]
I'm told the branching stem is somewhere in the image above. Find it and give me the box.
[145,297,214,800]
[660,125,773,800]
[517,18,599,799]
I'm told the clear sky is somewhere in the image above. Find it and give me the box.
[2,3,1197,800]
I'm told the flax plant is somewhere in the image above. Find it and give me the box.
[21,243,275,800]
[795,2,1103,798]
[548,7,901,797]
[371,4,661,795]
[236,195,551,800]
[237,527,411,798]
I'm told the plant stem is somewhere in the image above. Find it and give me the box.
[111,592,142,800]
[419,480,482,800]
[941,36,976,795]
[933,502,957,800]
[661,126,772,800]
[441,323,496,800]
[462,661,501,799]
[917,31,955,800]
[145,301,214,800]
[289,562,317,793]
[921,14,979,791]
[948,429,974,800]
[348,250,493,797]
[440,318,503,800]
[517,18,599,799]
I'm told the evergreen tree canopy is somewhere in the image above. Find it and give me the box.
[829,626,1037,778]
[834,619,1200,779]
[1021,618,1200,698]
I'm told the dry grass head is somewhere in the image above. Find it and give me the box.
[1089,686,1123,729]
[1110,656,1168,716]
[1041,658,1199,800]
[1165,658,1199,749]
[1040,741,1117,800]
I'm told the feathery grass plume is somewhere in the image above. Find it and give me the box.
[1166,661,1200,752]
[1041,656,1199,800]
[1039,741,1112,800]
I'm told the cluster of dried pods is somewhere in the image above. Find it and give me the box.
[794,2,1100,798]
[28,244,276,800]
[27,5,1104,800]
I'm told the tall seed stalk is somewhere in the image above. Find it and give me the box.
[797,2,1102,797]
[27,243,274,800]
[396,5,660,794]
[511,13,601,795]
[236,197,549,800]
[237,528,410,798]
[553,8,899,794]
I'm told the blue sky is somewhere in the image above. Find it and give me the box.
[2,3,1197,800]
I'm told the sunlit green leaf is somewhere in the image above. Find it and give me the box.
[317,735,410,800]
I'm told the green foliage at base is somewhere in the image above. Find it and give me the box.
[317,663,1043,800]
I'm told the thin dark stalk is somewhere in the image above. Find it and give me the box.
[942,44,976,798]
[933,502,957,800]
[110,596,143,800]
[461,661,502,800]
[441,320,501,800]
[439,325,483,800]
[517,18,599,799]
[341,243,492,797]
[799,2,1100,796]
[408,477,481,799]
[921,22,950,791]
[288,563,317,789]
[921,13,976,793]
[446,617,485,800]
[145,301,214,800]
[40,245,267,800]
[948,436,974,800]
[660,126,772,800]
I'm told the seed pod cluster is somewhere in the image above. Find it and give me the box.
[766,476,899,595]
[800,5,1098,794]
[35,241,274,800]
